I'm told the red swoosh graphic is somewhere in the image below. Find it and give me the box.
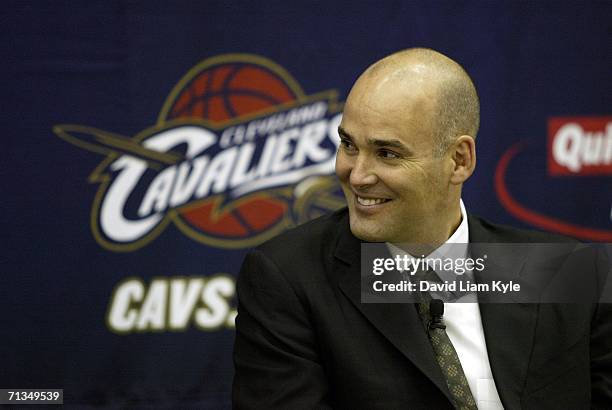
[495,142,612,242]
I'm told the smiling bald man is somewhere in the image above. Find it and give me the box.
[232,48,612,409]
[336,48,478,247]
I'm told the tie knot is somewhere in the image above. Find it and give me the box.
[405,265,440,283]
[418,267,441,283]
[410,267,458,303]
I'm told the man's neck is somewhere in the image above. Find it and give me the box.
[391,200,464,255]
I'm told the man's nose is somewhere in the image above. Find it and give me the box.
[349,155,378,187]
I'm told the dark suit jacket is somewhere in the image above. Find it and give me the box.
[233,208,612,409]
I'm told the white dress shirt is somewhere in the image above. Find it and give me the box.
[387,199,504,409]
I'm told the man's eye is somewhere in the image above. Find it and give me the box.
[379,150,399,159]
[340,138,356,151]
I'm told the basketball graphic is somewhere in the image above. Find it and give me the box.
[167,64,298,122]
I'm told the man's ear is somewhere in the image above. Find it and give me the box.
[449,135,476,185]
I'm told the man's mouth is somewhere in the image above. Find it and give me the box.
[356,195,391,206]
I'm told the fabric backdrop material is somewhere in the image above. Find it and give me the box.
[2,1,611,407]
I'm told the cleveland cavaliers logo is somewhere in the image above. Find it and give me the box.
[54,54,346,251]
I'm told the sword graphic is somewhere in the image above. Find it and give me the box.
[53,124,183,169]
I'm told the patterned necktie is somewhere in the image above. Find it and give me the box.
[415,271,478,410]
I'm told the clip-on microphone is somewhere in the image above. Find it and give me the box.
[429,299,446,330]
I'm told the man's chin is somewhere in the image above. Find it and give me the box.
[348,219,390,243]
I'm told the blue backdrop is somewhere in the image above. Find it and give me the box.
[3,1,611,407]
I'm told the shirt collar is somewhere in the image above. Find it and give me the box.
[446,198,469,245]
[386,199,474,300]
[386,198,470,271]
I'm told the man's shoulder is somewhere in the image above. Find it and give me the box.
[467,213,578,243]
[254,207,349,266]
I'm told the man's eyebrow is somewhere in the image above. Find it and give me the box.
[337,126,352,139]
[338,126,410,151]
[366,138,407,150]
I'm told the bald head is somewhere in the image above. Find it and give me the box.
[337,48,479,245]
[354,48,479,156]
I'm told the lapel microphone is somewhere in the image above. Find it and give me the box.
[429,299,446,330]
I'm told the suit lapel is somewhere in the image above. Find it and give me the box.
[331,211,539,407]
[333,215,454,404]
[468,214,538,409]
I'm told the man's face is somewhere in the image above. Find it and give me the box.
[335,75,454,243]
